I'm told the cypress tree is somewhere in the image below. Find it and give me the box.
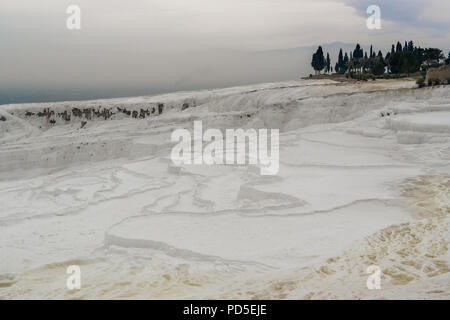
[353,44,363,59]
[337,49,344,73]
[311,46,325,74]
[343,52,349,72]
[311,53,318,74]
[326,52,331,74]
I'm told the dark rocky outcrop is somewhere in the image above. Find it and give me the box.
[17,101,170,127]
[139,109,150,118]
[58,110,71,122]
[93,108,114,120]
[37,108,54,119]
[158,103,164,115]
[181,100,197,111]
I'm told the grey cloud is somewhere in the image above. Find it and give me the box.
[0,0,449,104]
[344,0,450,29]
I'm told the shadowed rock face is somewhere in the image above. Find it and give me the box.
[21,104,167,126]
[71,107,115,120]
[3,95,204,130]
[13,99,192,126]
[37,108,54,119]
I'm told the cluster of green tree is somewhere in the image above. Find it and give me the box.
[311,41,447,77]
[311,46,332,75]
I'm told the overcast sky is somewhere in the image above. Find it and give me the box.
[1,0,449,103]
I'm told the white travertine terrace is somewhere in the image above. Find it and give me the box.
[0,79,449,299]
